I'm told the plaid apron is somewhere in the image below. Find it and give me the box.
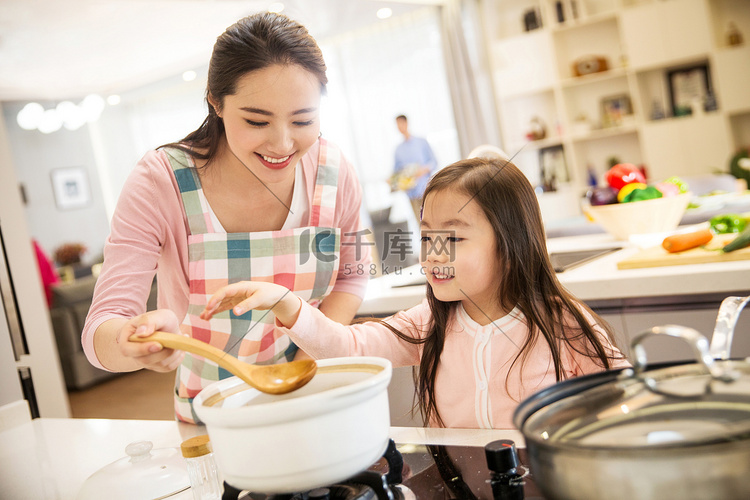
[165,140,341,423]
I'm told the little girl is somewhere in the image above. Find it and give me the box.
[199,157,629,429]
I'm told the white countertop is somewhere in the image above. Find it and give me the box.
[0,418,522,499]
[359,231,750,315]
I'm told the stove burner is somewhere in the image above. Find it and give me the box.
[224,440,404,500]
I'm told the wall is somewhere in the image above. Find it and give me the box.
[2,101,111,264]
[2,69,208,262]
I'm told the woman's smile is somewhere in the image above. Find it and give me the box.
[256,152,294,170]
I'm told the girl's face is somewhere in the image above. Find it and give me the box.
[215,64,321,185]
[420,189,505,325]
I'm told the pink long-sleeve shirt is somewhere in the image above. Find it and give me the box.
[279,299,629,429]
[83,141,370,369]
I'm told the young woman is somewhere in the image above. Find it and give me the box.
[199,157,629,429]
[82,12,370,423]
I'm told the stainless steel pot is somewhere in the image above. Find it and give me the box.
[192,356,392,494]
[514,296,750,500]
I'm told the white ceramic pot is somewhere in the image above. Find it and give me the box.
[193,356,393,494]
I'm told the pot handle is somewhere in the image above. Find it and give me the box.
[709,295,750,360]
[631,325,739,394]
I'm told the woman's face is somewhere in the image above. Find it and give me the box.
[215,64,322,185]
[420,189,504,324]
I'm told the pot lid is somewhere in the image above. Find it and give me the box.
[77,441,191,500]
[517,325,750,449]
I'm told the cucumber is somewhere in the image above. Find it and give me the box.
[723,224,750,253]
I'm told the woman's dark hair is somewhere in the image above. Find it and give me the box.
[375,157,623,427]
[162,12,327,165]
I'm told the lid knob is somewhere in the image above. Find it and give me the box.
[125,441,153,463]
[485,439,520,474]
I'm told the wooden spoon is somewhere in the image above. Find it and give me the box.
[131,331,317,394]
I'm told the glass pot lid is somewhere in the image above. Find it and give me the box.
[77,441,190,500]
[518,325,750,449]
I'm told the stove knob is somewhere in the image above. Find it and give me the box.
[485,439,520,474]
[485,440,525,500]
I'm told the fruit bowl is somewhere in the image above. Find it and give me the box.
[583,192,692,240]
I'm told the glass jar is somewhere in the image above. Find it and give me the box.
[181,435,221,500]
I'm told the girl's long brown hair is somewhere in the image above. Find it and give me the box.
[374,157,624,427]
[160,12,327,166]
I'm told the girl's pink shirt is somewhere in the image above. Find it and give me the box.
[82,141,370,369]
[279,299,629,429]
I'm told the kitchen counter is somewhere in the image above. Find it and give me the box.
[0,418,523,499]
[359,231,750,316]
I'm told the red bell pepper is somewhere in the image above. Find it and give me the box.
[605,163,646,191]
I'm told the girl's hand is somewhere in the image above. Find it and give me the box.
[117,309,184,372]
[200,281,302,326]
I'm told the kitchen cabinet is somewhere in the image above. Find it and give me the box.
[479,0,749,221]
[620,0,712,69]
[596,295,750,363]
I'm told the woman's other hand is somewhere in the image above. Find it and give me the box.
[200,281,302,326]
[118,309,184,372]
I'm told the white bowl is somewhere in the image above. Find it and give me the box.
[584,192,692,240]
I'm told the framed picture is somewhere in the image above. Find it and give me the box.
[539,145,569,192]
[600,94,632,128]
[50,167,91,210]
[667,63,712,117]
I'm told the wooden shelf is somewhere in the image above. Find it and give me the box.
[482,0,745,211]
[560,67,628,88]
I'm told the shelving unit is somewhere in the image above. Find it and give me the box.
[480,0,750,220]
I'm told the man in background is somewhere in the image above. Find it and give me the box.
[393,114,437,221]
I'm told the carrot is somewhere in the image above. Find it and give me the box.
[662,228,713,253]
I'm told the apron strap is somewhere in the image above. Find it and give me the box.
[163,147,211,235]
[310,137,341,228]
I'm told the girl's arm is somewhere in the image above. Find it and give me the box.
[317,291,362,325]
[202,282,425,365]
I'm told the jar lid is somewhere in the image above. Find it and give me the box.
[181,435,212,458]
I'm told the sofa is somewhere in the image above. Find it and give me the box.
[49,275,157,390]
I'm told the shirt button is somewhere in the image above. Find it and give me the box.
[478,381,487,390]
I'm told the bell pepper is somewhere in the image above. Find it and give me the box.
[622,185,663,203]
[710,214,748,234]
[605,163,646,191]
[617,182,647,203]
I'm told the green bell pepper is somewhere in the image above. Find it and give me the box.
[622,186,663,203]
[710,214,748,234]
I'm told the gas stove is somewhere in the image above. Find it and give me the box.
[223,439,544,500]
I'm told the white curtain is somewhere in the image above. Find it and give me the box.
[319,8,461,211]
[440,0,502,157]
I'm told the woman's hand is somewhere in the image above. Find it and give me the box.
[117,309,184,372]
[200,281,302,327]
